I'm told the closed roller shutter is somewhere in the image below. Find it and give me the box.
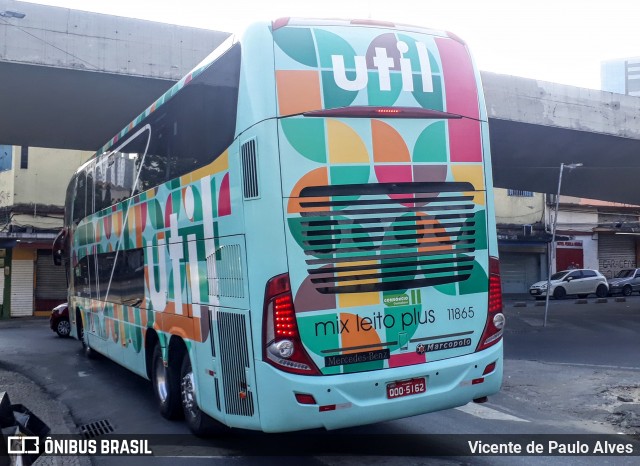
[36,250,67,300]
[500,252,539,294]
[11,260,34,317]
[598,234,636,280]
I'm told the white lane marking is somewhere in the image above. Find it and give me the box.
[520,317,543,327]
[77,371,90,377]
[455,403,529,422]
[550,362,640,371]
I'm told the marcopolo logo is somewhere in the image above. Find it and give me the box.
[331,40,434,93]
[383,293,410,307]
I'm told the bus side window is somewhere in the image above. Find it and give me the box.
[72,172,87,225]
[86,163,95,217]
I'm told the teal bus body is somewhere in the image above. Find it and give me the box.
[61,18,504,434]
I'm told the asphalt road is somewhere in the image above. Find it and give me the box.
[1,295,639,465]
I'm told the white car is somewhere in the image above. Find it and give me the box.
[529,269,608,300]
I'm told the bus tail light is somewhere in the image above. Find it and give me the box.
[263,273,321,375]
[476,256,505,352]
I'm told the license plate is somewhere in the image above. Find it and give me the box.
[386,377,427,399]
[530,290,540,295]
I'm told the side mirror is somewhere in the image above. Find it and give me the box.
[53,249,63,266]
[52,229,66,266]
[565,276,573,282]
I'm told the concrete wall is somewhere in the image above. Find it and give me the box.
[0,0,229,79]
[494,188,545,225]
[551,199,599,234]
[12,146,91,208]
[0,146,91,230]
[483,71,640,140]
[581,233,599,271]
[0,145,13,207]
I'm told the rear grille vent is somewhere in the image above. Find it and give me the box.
[207,244,244,298]
[241,139,259,199]
[217,311,255,416]
[293,181,480,294]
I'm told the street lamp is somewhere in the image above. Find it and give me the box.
[544,162,583,327]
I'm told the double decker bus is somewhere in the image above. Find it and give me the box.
[56,17,504,435]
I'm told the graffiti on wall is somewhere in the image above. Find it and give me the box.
[599,258,636,279]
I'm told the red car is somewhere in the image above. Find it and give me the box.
[49,303,70,338]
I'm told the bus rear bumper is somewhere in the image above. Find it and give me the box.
[253,341,502,432]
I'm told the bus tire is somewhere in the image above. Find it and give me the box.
[180,353,226,437]
[77,310,95,359]
[151,344,183,420]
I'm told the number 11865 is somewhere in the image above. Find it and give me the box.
[447,306,474,320]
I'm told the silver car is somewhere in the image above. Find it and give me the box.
[529,269,609,300]
[607,268,640,296]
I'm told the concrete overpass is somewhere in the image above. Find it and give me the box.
[0,0,229,148]
[2,1,640,204]
[485,74,640,205]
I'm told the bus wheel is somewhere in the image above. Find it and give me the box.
[180,353,226,436]
[77,310,95,359]
[151,344,182,420]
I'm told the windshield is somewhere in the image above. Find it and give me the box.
[615,269,634,278]
[550,271,569,280]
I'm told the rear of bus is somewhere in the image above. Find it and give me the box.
[254,18,504,432]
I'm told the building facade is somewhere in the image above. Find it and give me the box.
[495,187,640,294]
[601,57,640,96]
[0,145,91,317]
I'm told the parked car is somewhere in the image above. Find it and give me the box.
[529,269,608,299]
[608,268,640,296]
[49,303,70,338]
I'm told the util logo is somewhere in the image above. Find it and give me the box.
[331,41,433,93]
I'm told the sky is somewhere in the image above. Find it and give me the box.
[18,0,640,90]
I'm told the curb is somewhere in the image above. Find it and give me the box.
[506,297,624,308]
[0,362,92,466]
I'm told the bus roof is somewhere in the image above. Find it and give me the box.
[272,17,449,38]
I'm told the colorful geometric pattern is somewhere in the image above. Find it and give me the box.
[73,151,232,351]
[274,25,491,374]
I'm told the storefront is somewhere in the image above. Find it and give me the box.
[35,249,67,311]
[555,240,584,271]
[10,248,35,317]
[498,241,547,294]
[598,234,637,280]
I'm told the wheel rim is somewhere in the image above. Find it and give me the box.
[623,286,632,296]
[181,370,198,418]
[57,320,70,336]
[154,357,169,403]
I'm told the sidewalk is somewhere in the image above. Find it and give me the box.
[0,362,91,466]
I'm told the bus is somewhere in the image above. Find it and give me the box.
[55,17,504,435]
